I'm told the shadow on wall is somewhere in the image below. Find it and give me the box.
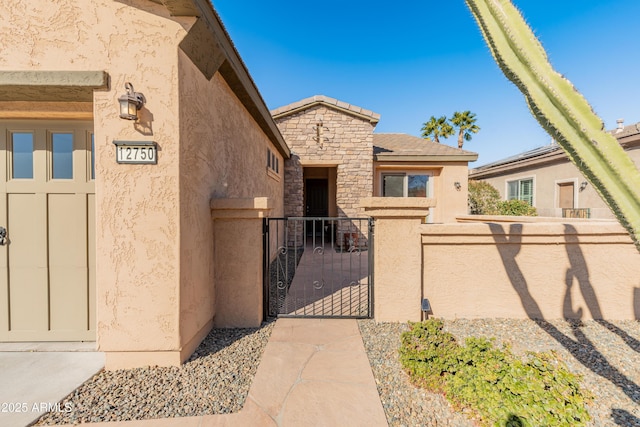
[488,223,640,409]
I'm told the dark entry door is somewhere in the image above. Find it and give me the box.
[305,179,328,239]
[306,179,328,217]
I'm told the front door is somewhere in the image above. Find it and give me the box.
[305,179,329,239]
[558,182,575,209]
[0,121,95,341]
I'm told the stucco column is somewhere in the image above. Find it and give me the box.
[211,197,272,328]
[360,197,435,322]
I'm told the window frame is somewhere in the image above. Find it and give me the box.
[381,171,433,198]
[506,177,535,206]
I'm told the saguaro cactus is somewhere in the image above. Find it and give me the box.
[465,0,640,251]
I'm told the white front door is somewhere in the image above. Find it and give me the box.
[0,120,95,341]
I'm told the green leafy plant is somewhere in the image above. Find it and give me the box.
[465,0,640,252]
[400,320,592,427]
[497,199,537,216]
[468,180,501,215]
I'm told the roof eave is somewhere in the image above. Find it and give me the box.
[272,100,380,125]
[374,154,479,162]
[469,150,567,178]
[153,0,291,158]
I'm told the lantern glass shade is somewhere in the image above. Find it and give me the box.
[118,83,144,120]
[119,96,138,120]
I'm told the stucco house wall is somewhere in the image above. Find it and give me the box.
[1,0,288,369]
[470,125,640,219]
[177,53,284,351]
[373,161,471,223]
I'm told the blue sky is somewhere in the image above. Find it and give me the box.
[213,0,640,166]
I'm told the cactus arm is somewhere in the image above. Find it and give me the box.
[465,0,640,251]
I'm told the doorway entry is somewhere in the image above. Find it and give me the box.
[0,121,95,342]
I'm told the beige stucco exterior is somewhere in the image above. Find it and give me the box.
[422,218,640,320]
[470,133,640,219]
[373,161,470,223]
[361,198,640,322]
[0,0,287,369]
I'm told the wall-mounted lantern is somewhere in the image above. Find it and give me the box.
[579,181,588,191]
[118,82,145,120]
[454,181,462,191]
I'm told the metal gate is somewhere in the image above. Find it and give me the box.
[263,217,373,318]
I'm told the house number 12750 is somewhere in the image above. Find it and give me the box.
[113,141,157,164]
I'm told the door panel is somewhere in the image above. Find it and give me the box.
[8,193,48,332]
[0,121,95,342]
[48,194,89,332]
[558,183,575,209]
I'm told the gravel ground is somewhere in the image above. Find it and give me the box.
[358,318,640,427]
[34,321,274,425]
[32,317,640,426]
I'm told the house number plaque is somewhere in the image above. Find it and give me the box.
[113,141,157,164]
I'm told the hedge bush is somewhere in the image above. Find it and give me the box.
[468,180,501,215]
[399,320,591,427]
[497,199,538,216]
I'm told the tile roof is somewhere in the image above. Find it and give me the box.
[271,95,381,123]
[373,133,478,161]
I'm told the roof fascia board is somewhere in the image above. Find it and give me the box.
[273,101,380,124]
[374,154,478,162]
[156,0,200,16]
[172,0,290,158]
[469,150,568,178]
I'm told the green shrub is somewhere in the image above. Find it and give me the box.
[399,320,592,427]
[468,180,501,215]
[497,199,538,216]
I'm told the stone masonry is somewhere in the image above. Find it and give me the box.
[272,96,378,247]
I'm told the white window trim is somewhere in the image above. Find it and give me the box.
[505,175,536,206]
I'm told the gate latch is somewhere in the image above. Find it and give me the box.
[0,227,7,245]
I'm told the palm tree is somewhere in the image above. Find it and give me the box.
[451,111,480,149]
[421,116,454,143]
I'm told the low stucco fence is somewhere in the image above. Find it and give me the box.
[361,198,640,322]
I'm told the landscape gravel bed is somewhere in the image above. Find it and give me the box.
[34,321,274,425]
[358,318,640,427]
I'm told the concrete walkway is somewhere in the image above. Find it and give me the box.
[0,346,104,427]
[9,319,388,427]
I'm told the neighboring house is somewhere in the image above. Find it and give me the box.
[272,95,478,233]
[0,0,289,369]
[468,121,640,218]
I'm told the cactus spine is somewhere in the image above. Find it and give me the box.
[465,0,640,251]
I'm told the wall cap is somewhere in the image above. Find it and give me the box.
[211,197,272,219]
[360,197,434,218]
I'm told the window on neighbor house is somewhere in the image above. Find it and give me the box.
[382,173,430,197]
[507,178,534,205]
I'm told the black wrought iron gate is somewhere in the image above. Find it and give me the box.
[263,217,373,318]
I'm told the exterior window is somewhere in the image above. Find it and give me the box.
[11,132,34,179]
[383,173,430,197]
[266,148,280,179]
[507,178,534,205]
[52,132,74,179]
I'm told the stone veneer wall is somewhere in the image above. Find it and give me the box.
[276,105,374,247]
